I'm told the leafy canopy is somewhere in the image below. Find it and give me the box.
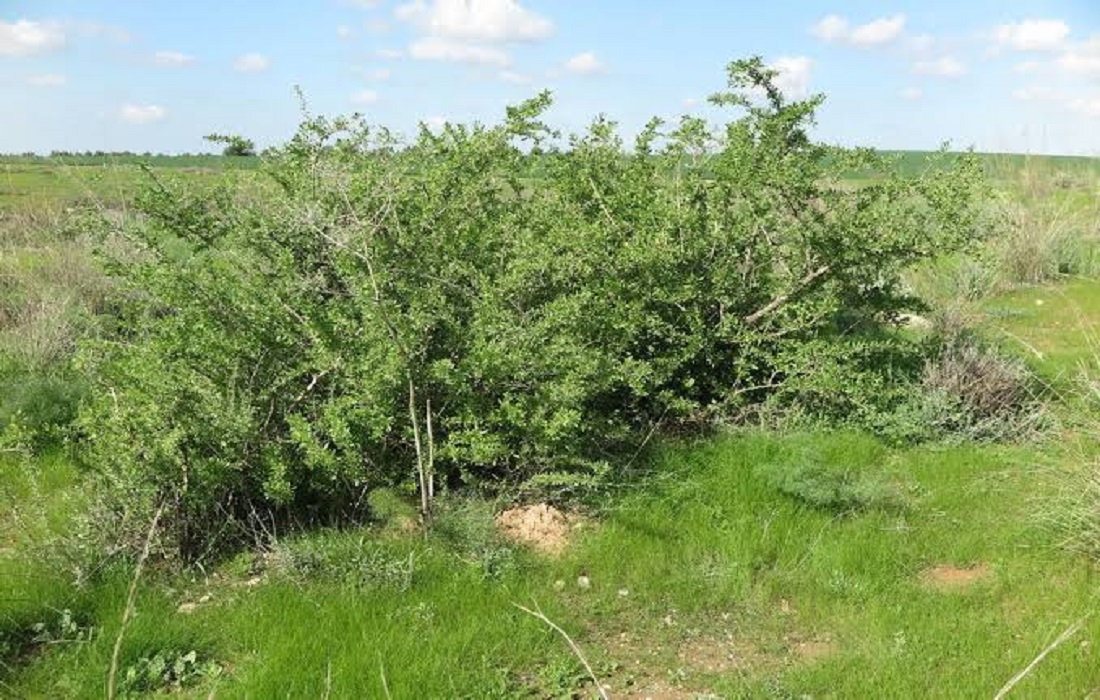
[78,57,989,560]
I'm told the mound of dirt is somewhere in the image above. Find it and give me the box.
[495,503,579,555]
[920,564,992,591]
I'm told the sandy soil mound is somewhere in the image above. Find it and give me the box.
[495,503,579,555]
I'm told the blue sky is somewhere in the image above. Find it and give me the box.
[3,0,1100,155]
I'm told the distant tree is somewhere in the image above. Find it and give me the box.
[204,133,256,157]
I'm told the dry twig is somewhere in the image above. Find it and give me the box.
[106,500,166,700]
[513,601,608,700]
[993,614,1090,700]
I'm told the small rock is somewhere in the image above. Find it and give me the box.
[577,575,591,590]
[198,594,212,604]
[176,602,198,615]
[552,579,566,591]
[617,588,629,597]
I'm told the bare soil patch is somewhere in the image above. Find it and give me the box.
[677,636,771,674]
[920,563,992,591]
[597,621,837,699]
[790,637,839,661]
[495,503,581,555]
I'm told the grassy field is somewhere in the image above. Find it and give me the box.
[0,156,258,212]
[2,151,1100,698]
[4,418,1099,696]
[1,149,1096,212]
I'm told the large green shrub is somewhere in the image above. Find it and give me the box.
[76,58,989,560]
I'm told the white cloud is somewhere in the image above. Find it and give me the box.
[1068,96,1100,118]
[499,70,530,84]
[1012,86,1063,102]
[368,67,392,80]
[342,0,382,7]
[810,15,848,42]
[351,89,380,105]
[423,115,447,131]
[900,87,923,100]
[904,33,936,56]
[564,51,604,75]
[154,50,195,67]
[771,56,813,99]
[739,56,813,101]
[395,0,553,43]
[1009,80,1100,119]
[0,19,66,57]
[26,73,66,87]
[234,53,271,73]
[118,104,167,125]
[683,97,701,109]
[337,25,354,40]
[73,21,131,44]
[377,48,404,59]
[993,20,1069,52]
[1059,53,1100,77]
[1056,37,1100,77]
[850,15,907,47]
[365,19,391,34]
[810,14,906,48]
[1014,60,1042,73]
[409,36,509,66]
[913,56,966,77]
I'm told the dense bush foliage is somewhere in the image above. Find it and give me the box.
[76,58,990,560]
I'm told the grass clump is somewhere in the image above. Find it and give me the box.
[272,532,419,592]
[994,198,1100,285]
[916,332,1046,441]
[0,208,111,447]
[431,497,523,580]
[1047,458,1100,560]
[753,433,911,514]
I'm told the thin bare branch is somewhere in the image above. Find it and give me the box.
[743,264,830,326]
[322,660,333,700]
[408,378,430,524]
[993,614,1091,700]
[106,500,166,700]
[588,177,618,229]
[426,397,435,502]
[514,601,608,700]
[378,652,393,700]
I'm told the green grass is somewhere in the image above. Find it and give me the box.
[0,158,257,213]
[0,154,260,169]
[0,450,90,686]
[3,430,1100,697]
[984,280,1100,385]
